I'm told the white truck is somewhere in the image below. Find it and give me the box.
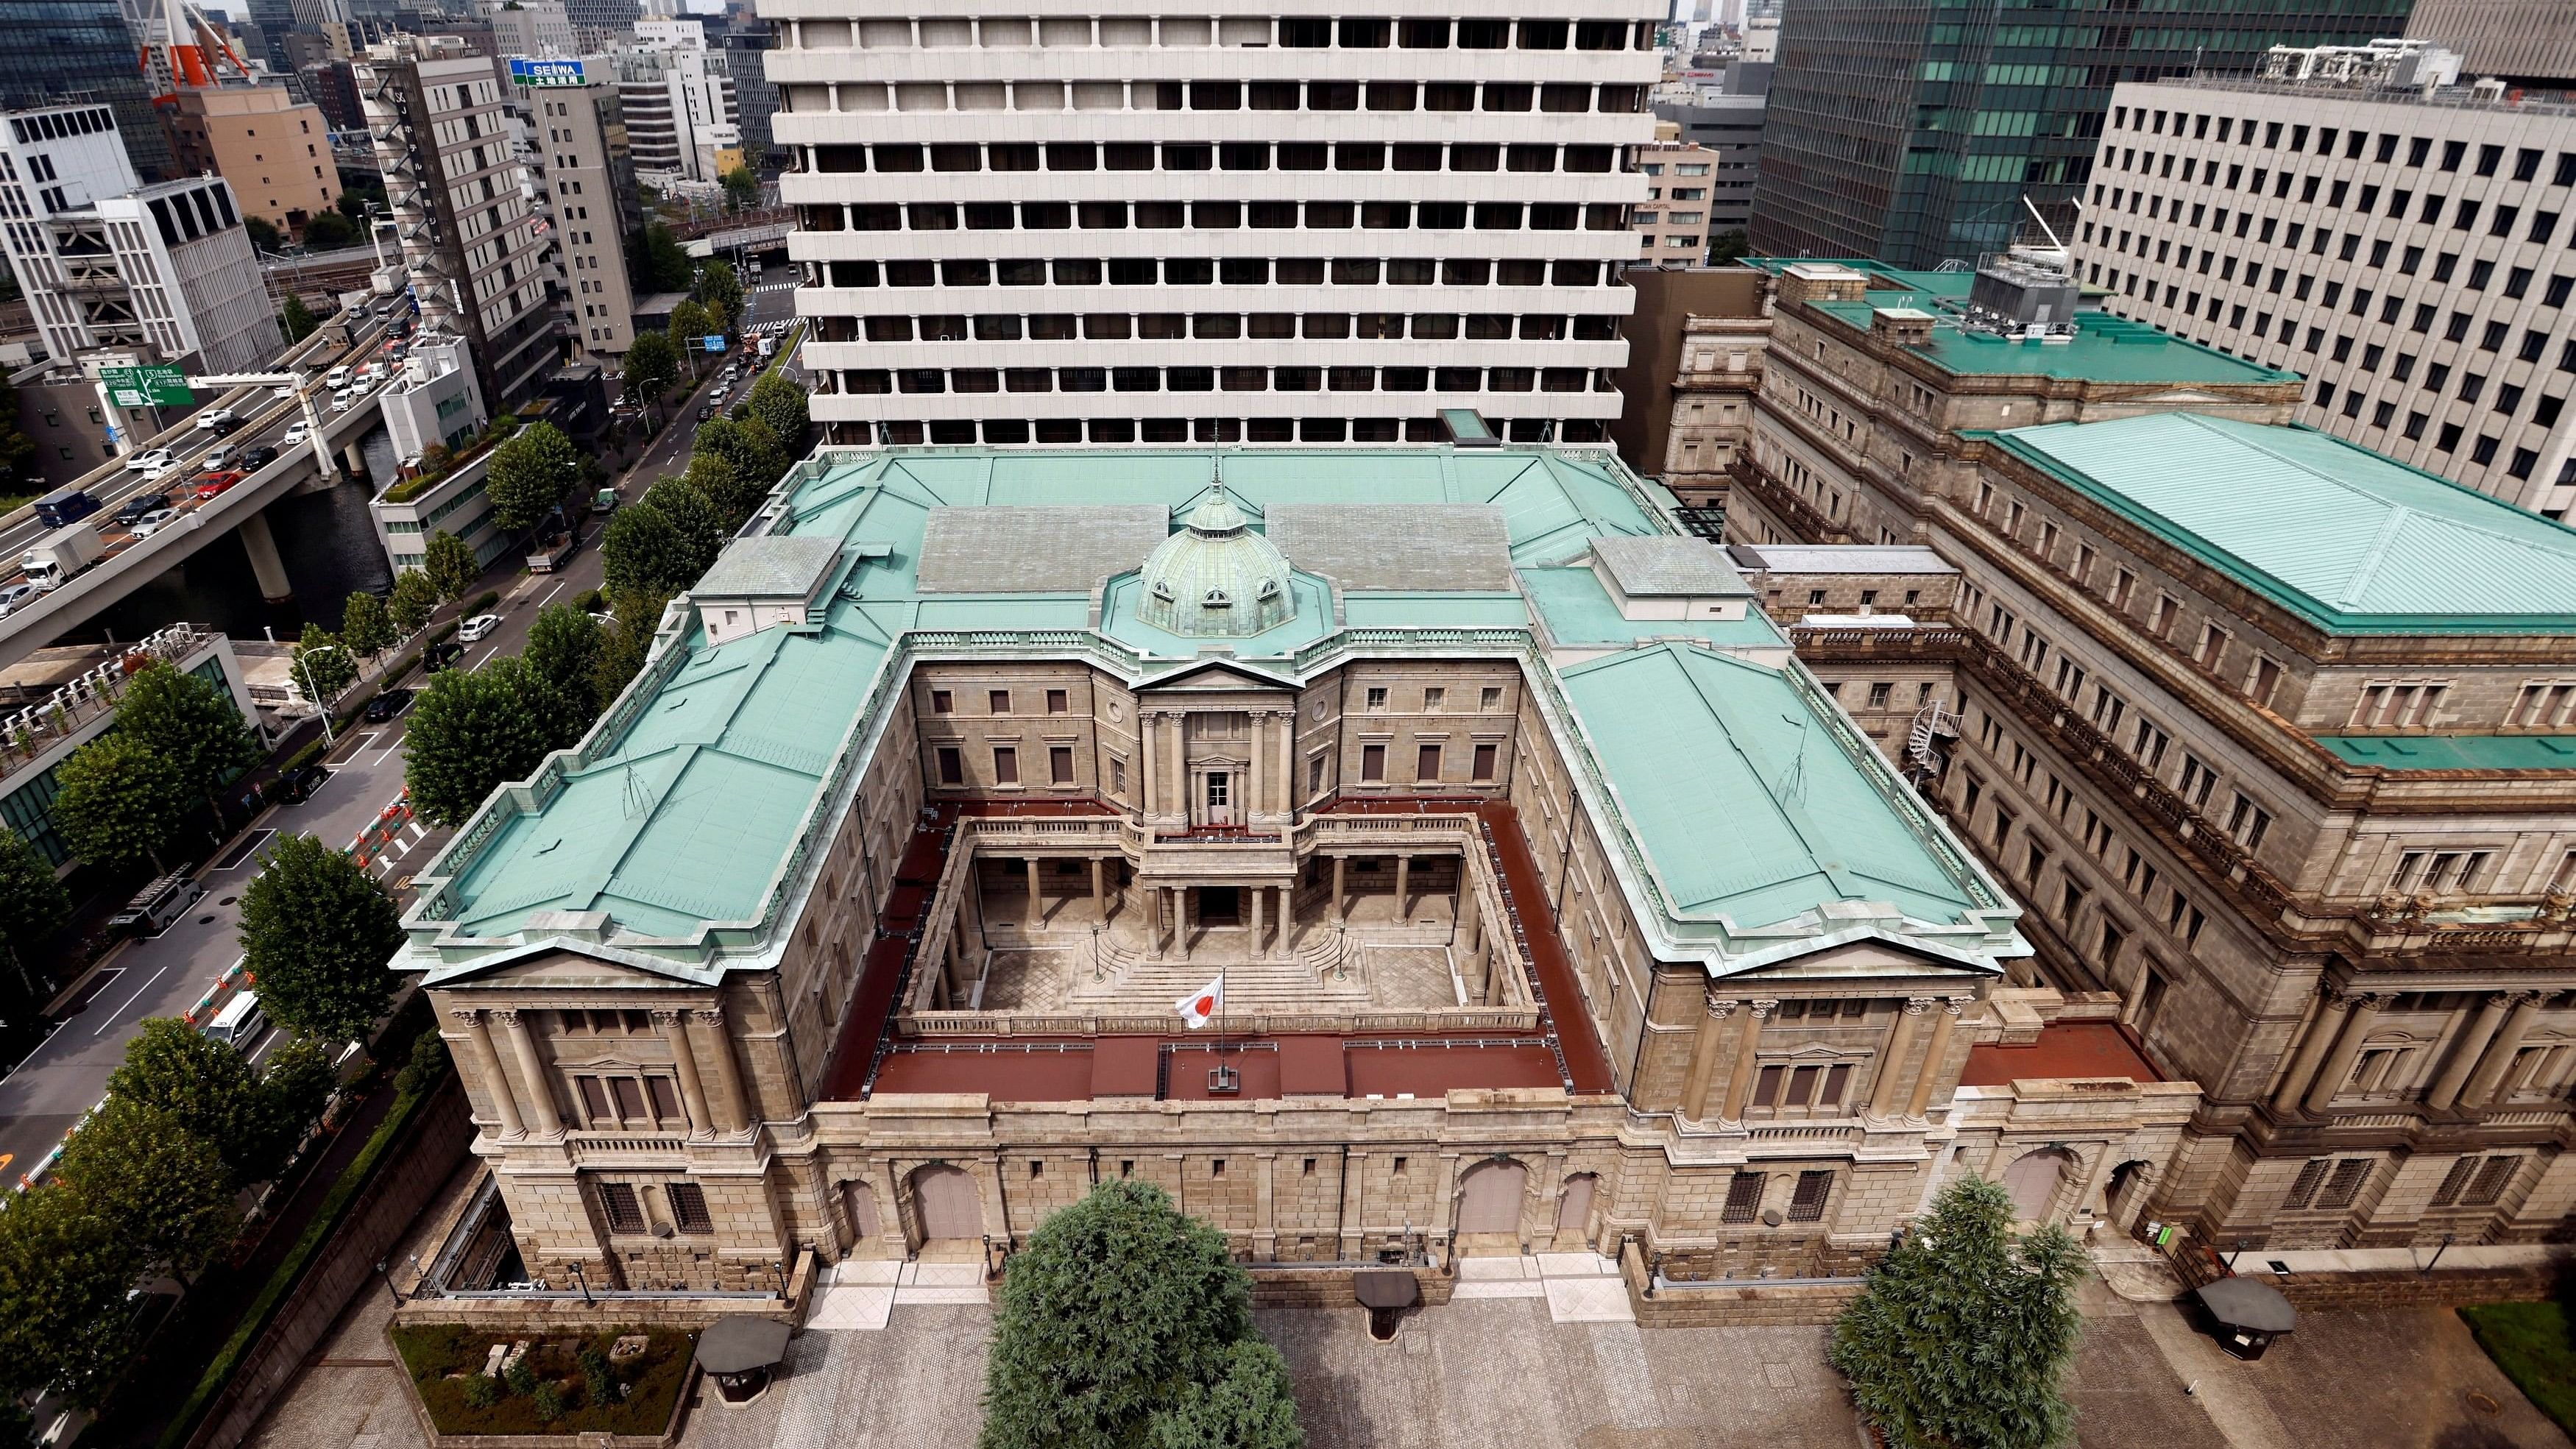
[21,525,105,591]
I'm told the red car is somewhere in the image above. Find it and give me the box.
[194,470,245,499]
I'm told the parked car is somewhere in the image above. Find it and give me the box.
[457,613,501,643]
[241,444,279,470]
[129,508,180,537]
[194,408,236,432]
[125,447,174,474]
[193,470,245,499]
[113,492,167,526]
[283,422,311,446]
[276,764,330,802]
[423,639,465,673]
[0,584,35,618]
[362,687,414,721]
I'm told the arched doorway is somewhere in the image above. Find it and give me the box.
[908,1164,983,1250]
[841,1180,882,1250]
[1454,1159,1528,1254]
[1552,1173,1599,1250]
[2103,1160,2152,1230]
[2000,1149,2076,1222]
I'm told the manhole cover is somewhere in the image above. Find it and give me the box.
[197,915,217,924]
[219,896,236,905]
[2468,1390,2502,1417]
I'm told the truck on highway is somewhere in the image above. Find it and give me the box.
[526,531,581,573]
[21,525,105,591]
[32,487,101,529]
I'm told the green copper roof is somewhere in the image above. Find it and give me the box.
[2317,735,2576,771]
[406,444,2021,975]
[1998,413,2576,635]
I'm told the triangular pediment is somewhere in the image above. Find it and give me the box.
[420,938,721,991]
[1718,935,2002,982]
[1140,659,1296,692]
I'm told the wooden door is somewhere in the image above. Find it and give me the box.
[911,1165,982,1241]
[1456,1160,1528,1236]
[2001,1149,2071,1222]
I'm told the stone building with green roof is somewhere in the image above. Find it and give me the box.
[1732,254,2576,1250]
[391,442,2201,1302]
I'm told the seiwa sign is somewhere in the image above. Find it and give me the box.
[508,57,586,87]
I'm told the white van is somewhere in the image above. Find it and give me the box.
[324,364,351,389]
[206,992,266,1052]
[331,387,356,412]
[108,873,201,936]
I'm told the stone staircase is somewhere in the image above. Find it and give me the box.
[1070,937,1371,1011]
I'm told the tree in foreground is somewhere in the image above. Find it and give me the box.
[642,476,726,576]
[524,602,609,727]
[116,659,260,815]
[109,1018,326,1186]
[601,500,700,598]
[291,623,356,704]
[0,1186,141,1407]
[239,832,403,1043]
[486,420,581,534]
[53,733,188,874]
[0,826,69,1004]
[1829,1175,2087,1449]
[746,371,809,450]
[980,1179,1302,1449]
[424,528,479,601]
[55,1096,237,1285]
[387,567,440,637]
[340,589,394,661]
[280,291,319,342]
[623,330,680,405]
[592,587,673,706]
[405,659,554,826]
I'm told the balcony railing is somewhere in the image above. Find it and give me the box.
[1726,456,1857,544]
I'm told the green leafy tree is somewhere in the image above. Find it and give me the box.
[1147,1341,1304,1449]
[592,587,672,706]
[666,300,714,369]
[719,166,760,213]
[404,658,555,826]
[280,291,319,341]
[693,258,743,330]
[642,477,726,576]
[486,421,581,535]
[1830,1175,2087,1449]
[238,832,403,1043]
[693,417,783,497]
[0,1184,141,1408]
[0,372,37,499]
[0,827,68,1005]
[746,371,809,447]
[53,733,188,873]
[623,330,680,405]
[424,529,479,601]
[388,568,440,637]
[244,216,281,252]
[524,603,608,726]
[55,1096,237,1285]
[341,589,394,660]
[637,222,694,292]
[601,503,700,598]
[980,1180,1298,1449]
[682,450,763,532]
[254,1035,338,1166]
[292,623,356,704]
[1709,228,1751,266]
[108,1018,318,1187]
[115,661,260,816]
[303,210,357,248]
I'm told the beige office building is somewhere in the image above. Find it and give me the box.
[168,83,342,237]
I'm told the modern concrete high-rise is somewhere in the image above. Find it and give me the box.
[0,102,281,374]
[168,82,344,235]
[0,0,177,180]
[717,10,779,170]
[357,37,563,409]
[618,18,737,185]
[765,7,1663,447]
[2407,0,2576,86]
[1749,0,2413,269]
[514,57,637,355]
[489,0,578,57]
[1654,93,1763,237]
[2071,67,2576,519]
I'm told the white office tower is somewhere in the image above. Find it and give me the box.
[764,8,1662,447]
[622,18,740,185]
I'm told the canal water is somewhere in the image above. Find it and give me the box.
[79,430,401,647]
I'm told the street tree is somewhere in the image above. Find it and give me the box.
[252,1036,336,1170]
[238,832,404,1044]
[601,502,700,597]
[486,421,581,534]
[292,623,356,704]
[692,417,783,495]
[980,1179,1298,1449]
[55,1097,237,1286]
[387,568,440,636]
[642,476,726,576]
[693,258,743,330]
[720,166,760,213]
[0,1184,141,1408]
[746,371,809,447]
[637,222,693,291]
[303,210,357,248]
[114,660,261,816]
[1830,1175,2087,1449]
[0,826,70,1006]
[424,528,478,601]
[682,450,763,531]
[623,330,680,406]
[52,733,188,874]
[245,216,281,252]
[340,589,394,660]
[109,1018,317,1186]
[666,300,713,370]
[592,587,672,706]
[404,658,554,826]
[280,292,319,342]
[525,602,608,726]
[0,374,38,500]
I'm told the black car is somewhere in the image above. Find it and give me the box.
[362,687,414,721]
[423,639,466,673]
[241,445,279,470]
[113,492,169,525]
[277,765,330,803]
[211,417,244,437]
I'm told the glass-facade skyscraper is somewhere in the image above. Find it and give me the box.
[0,0,175,179]
[1749,0,2414,268]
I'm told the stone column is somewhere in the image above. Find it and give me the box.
[2302,993,2385,1115]
[2460,991,2551,1108]
[694,1006,753,1135]
[495,1008,561,1135]
[1169,713,1188,822]
[2427,994,2513,1110]
[1250,884,1266,954]
[1089,857,1106,921]
[1394,855,1410,922]
[1248,713,1264,823]
[652,1008,714,1136]
[1275,882,1295,960]
[451,1008,525,1138]
[2270,986,2349,1110]
[1906,999,1963,1117]
[1682,993,1736,1122]
[1140,708,1158,816]
[1719,999,1775,1119]
[943,913,969,1002]
[1331,856,1346,919]
[1175,888,1192,963]
[1867,999,1932,1118]
[1147,888,1166,960]
[1025,857,1043,924]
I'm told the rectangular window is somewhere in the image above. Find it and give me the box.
[1046,689,1068,714]
[1786,1170,1833,1222]
[988,689,1011,714]
[2431,1156,2481,1208]
[609,1076,648,1122]
[577,1075,612,1122]
[1050,745,1074,784]
[1361,744,1386,782]
[993,746,1019,784]
[936,747,963,784]
[2315,1158,2371,1211]
[2466,1155,2521,1205]
[1365,687,1388,710]
[1417,743,1443,779]
[1472,743,1498,781]
[598,1182,644,1233]
[1722,1172,1765,1224]
[668,1181,714,1233]
[930,690,953,714]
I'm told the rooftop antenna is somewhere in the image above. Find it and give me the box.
[622,759,651,819]
[1777,712,1811,807]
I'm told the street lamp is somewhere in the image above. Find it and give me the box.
[291,642,352,747]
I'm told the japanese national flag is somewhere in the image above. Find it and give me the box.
[1175,974,1225,1030]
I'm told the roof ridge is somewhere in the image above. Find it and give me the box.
[2335,505,2414,609]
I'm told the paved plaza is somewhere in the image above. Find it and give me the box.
[247,1265,2576,1449]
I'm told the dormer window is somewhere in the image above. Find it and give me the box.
[1151,579,1175,602]
[1256,578,1281,601]
[1203,587,1231,607]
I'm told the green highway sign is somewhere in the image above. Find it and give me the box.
[101,364,194,409]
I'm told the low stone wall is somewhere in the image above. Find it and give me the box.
[392,1251,818,1334]
[2237,1264,2561,1311]
[1248,1264,1455,1310]
[1616,1239,1862,1326]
